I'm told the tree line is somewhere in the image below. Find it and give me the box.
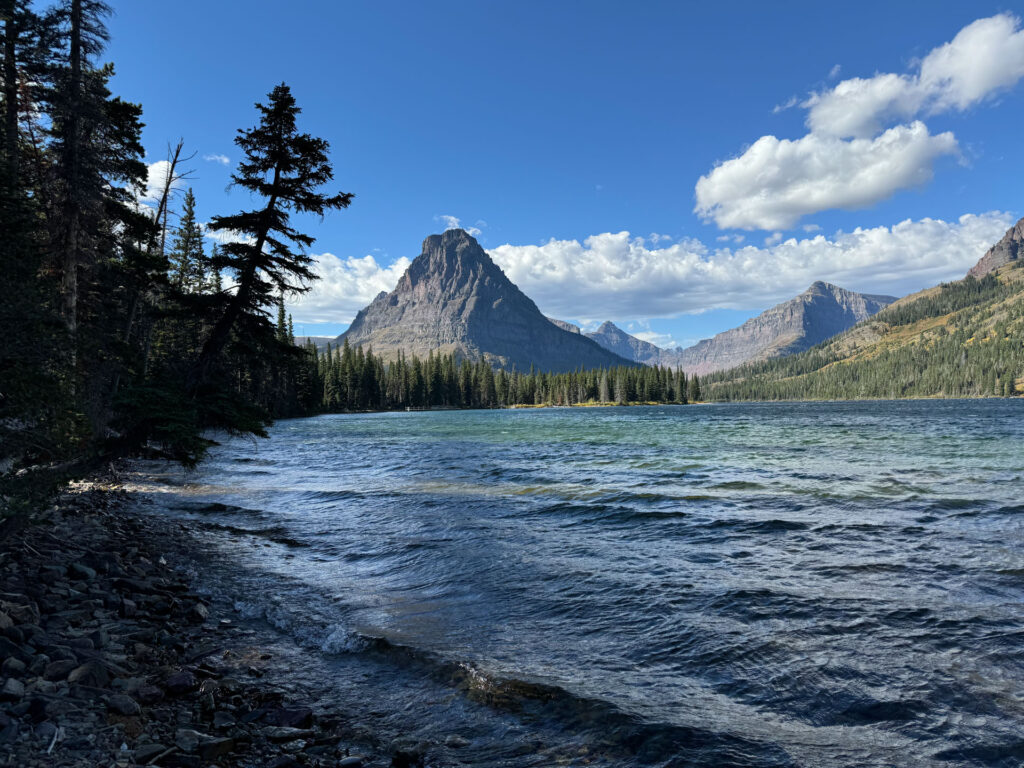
[296,339,698,410]
[1,0,350,505]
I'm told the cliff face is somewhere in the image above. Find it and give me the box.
[583,283,895,374]
[338,229,632,372]
[968,217,1024,278]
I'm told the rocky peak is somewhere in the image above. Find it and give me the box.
[968,216,1024,278]
[338,230,633,372]
[399,229,499,292]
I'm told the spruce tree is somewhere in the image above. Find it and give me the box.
[168,188,204,291]
[194,83,353,386]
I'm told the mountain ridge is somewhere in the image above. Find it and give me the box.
[338,229,634,372]
[581,282,896,374]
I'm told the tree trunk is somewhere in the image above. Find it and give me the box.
[3,5,19,189]
[62,0,82,347]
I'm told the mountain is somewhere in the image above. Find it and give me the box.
[668,282,896,374]
[585,321,666,366]
[706,262,1024,400]
[582,282,896,374]
[337,229,633,372]
[547,317,581,334]
[968,216,1024,277]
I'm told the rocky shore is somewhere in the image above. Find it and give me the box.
[0,477,411,768]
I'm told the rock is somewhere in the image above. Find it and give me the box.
[68,563,97,581]
[0,678,25,701]
[0,636,27,662]
[0,611,12,631]
[186,602,209,624]
[1,657,26,677]
[133,743,166,763]
[43,659,77,681]
[266,757,300,768]
[263,706,313,729]
[339,757,364,767]
[164,670,198,696]
[33,721,58,741]
[262,726,315,742]
[212,710,236,728]
[88,628,109,649]
[67,661,109,688]
[175,728,208,753]
[120,598,137,618]
[105,693,141,716]
[135,685,164,704]
[445,734,470,748]
[197,736,235,760]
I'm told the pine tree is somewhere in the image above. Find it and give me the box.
[194,83,353,387]
[688,375,702,403]
[168,188,204,291]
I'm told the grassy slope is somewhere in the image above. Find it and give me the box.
[706,264,1024,401]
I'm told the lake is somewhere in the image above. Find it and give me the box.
[135,400,1024,767]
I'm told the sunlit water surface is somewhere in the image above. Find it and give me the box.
[133,401,1024,767]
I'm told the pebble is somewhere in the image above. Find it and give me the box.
[105,693,141,716]
[0,678,24,701]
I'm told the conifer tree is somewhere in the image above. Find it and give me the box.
[168,188,204,290]
[195,83,353,386]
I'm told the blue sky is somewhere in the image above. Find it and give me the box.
[105,1,1024,346]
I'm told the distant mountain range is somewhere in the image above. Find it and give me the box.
[707,259,1024,400]
[336,229,632,372]
[566,282,895,374]
[328,224,1020,377]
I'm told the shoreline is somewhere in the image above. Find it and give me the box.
[0,472,394,768]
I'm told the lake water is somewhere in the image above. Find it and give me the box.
[135,401,1024,767]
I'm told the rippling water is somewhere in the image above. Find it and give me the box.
[135,401,1024,767]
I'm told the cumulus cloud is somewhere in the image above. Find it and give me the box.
[289,253,412,324]
[139,160,184,205]
[203,153,230,165]
[696,123,957,230]
[487,213,1010,321]
[436,214,482,237]
[805,15,1024,139]
[697,14,1024,230]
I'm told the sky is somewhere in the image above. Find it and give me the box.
[104,1,1024,348]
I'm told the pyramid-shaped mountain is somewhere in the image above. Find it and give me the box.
[585,321,665,365]
[337,229,633,372]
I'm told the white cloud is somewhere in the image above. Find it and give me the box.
[695,122,958,230]
[139,160,184,205]
[697,14,1024,230]
[807,14,1024,138]
[487,213,1011,321]
[201,225,255,246]
[436,214,482,237]
[772,95,799,114]
[203,153,230,165]
[289,253,412,324]
[828,64,842,80]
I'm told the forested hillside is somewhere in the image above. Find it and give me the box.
[0,0,349,502]
[705,264,1024,401]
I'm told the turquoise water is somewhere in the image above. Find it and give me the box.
[140,401,1024,767]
